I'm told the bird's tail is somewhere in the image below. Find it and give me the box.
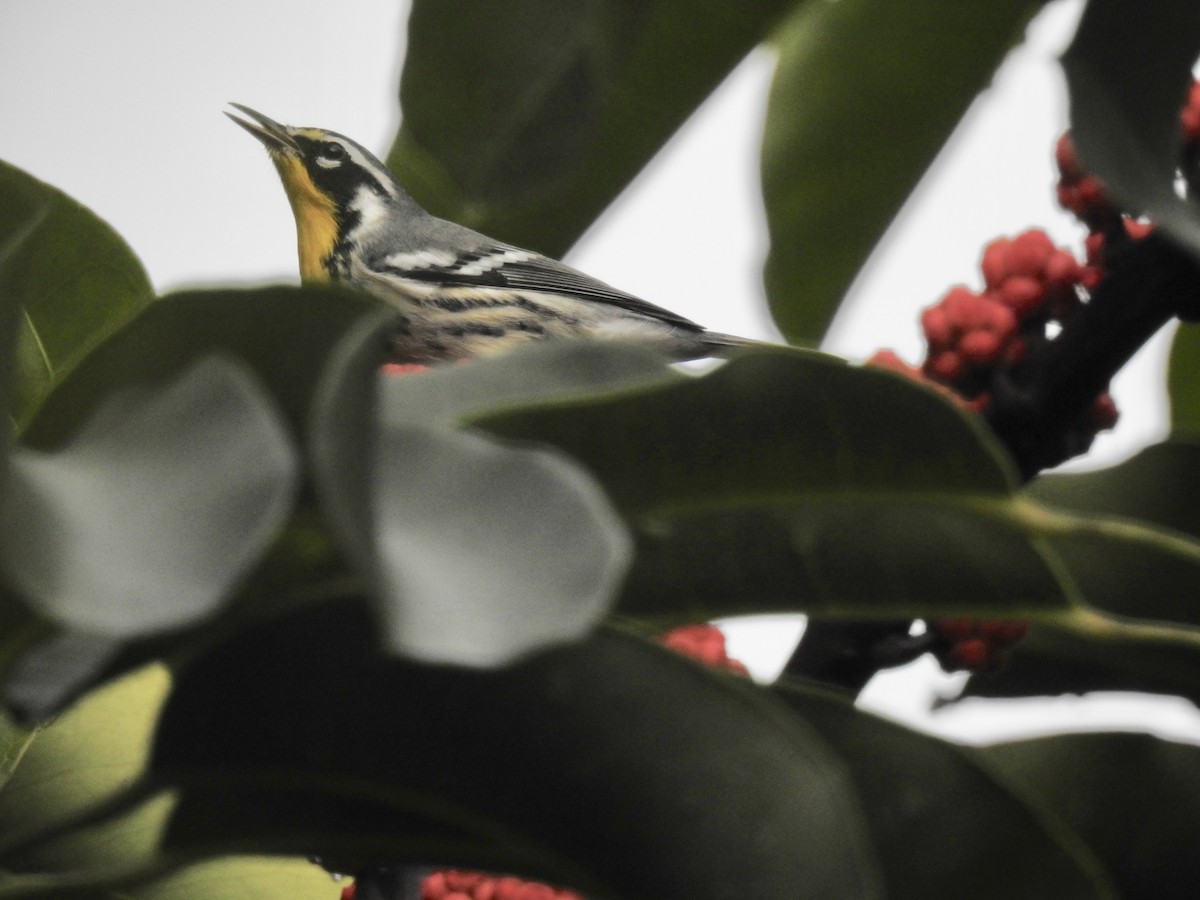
[702,330,772,355]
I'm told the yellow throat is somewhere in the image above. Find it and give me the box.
[271,154,339,283]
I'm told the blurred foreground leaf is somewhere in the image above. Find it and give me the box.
[139,607,882,899]
[311,338,673,667]
[983,733,1200,899]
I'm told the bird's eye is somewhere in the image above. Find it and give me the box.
[320,142,346,161]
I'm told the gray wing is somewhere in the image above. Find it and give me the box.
[373,243,703,331]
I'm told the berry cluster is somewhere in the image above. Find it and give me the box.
[857,84,1200,670]
[658,623,750,676]
[420,870,584,900]
[929,619,1030,673]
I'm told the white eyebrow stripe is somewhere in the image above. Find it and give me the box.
[342,142,398,199]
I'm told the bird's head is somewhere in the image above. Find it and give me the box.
[226,103,406,281]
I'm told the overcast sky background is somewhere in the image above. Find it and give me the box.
[3,0,1197,744]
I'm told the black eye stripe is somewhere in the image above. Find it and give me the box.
[320,141,346,160]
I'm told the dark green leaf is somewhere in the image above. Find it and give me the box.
[0,160,154,427]
[777,684,1114,899]
[310,338,673,666]
[140,605,884,899]
[957,621,1200,706]
[20,285,391,453]
[983,733,1200,899]
[391,0,797,256]
[465,348,1200,660]
[1061,0,1200,256]
[1167,322,1200,435]
[762,0,1040,344]
[1028,440,1200,539]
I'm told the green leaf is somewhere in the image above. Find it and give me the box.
[391,0,797,256]
[130,857,339,900]
[1028,440,1200,540]
[762,0,1040,344]
[310,337,672,666]
[0,665,170,875]
[135,606,885,899]
[1167,322,1200,436]
[983,733,1200,899]
[461,347,1200,674]
[777,684,1114,898]
[19,285,391,453]
[958,620,1200,708]
[1061,0,1200,256]
[0,160,154,428]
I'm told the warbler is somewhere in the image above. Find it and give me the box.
[227,103,757,364]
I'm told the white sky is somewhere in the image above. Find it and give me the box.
[2,0,1197,744]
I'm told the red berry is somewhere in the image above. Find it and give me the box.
[958,330,1003,363]
[1044,250,1081,293]
[921,306,954,348]
[341,885,357,900]
[1009,230,1055,275]
[981,239,1013,290]
[445,872,485,893]
[949,638,992,670]
[443,894,472,900]
[491,877,528,900]
[999,277,1045,319]
[1055,132,1082,179]
[867,350,924,381]
[1124,219,1154,241]
[1077,177,1109,211]
[927,350,964,382]
[1091,393,1119,430]
[424,872,448,900]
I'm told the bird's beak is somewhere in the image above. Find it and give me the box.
[225,103,301,155]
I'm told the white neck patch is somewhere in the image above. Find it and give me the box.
[348,185,392,237]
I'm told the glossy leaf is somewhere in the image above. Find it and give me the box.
[310,337,670,666]
[777,684,1113,898]
[0,160,154,427]
[983,733,1200,899]
[465,348,1200,650]
[1061,0,1200,257]
[391,0,796,256]
[762,0,1040,344]
[135,605,885,899]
